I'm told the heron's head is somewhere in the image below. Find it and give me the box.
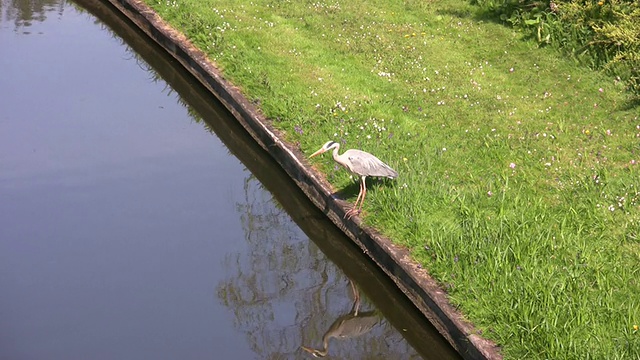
[309,141,338,158]
[300,345,327,357]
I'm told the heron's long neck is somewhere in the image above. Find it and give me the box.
[316,334,331,357]
[331,144,341,162]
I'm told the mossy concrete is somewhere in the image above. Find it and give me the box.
[95,0,502,358]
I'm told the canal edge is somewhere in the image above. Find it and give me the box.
[100,0,502,358]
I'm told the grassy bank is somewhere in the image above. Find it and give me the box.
[143,0,640,358]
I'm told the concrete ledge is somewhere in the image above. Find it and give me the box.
[97,0,502,358]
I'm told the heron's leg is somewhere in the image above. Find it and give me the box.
[345,179,366,220]
[345,178,365,219]
[353,177,365,208]
[357,179,368,212]
[349,280,361,316]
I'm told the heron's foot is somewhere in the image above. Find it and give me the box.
[344,207,361,219]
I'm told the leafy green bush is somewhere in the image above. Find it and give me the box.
[471,0,640,96]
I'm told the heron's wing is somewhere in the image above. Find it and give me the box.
[344,149,398,178]
[332,312,380,338]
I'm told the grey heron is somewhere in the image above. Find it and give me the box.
[309,141,398,219]
[301,280,380,357]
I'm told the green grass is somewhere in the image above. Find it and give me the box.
[144,0,640,358]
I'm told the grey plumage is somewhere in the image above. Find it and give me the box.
[340,148,398,179]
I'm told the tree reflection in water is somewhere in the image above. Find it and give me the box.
[217,175,421,359]
[0,0,66,30]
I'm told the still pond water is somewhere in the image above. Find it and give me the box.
[0,0,460,358]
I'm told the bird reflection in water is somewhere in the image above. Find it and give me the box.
[301,280,380,357]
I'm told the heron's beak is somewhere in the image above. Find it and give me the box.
[300,346,321,357]
[309,148,325,158]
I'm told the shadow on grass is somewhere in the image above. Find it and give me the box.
[332,179,397,201]
[333,181,360,200]
[435,6,503,25]
[618,96,640,111]
[435,8,475,20]
[435,7,539,42]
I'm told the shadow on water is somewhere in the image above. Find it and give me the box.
[68,1,461,358]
